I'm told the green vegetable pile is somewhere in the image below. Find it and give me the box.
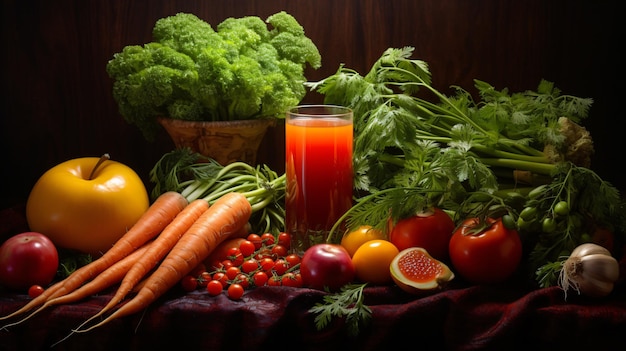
[107,11,321,140]
[308,47,625,287]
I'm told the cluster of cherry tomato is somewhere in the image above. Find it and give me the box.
[180,232,303,300]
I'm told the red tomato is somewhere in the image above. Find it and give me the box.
[241,259,259,273]
[261,233,275,246]
[226,266,241,280]
[180,275,198,292]
[212,272,228,288]
[448,217,523,284]
[206,280,224,296]
[226,247,244,266]
[277,232,291,248]
[205,238,246,268]
[267,275,282,286]
[238,240,256,257]
[272,259,289,275]
[285,254,301,267]
[259,257,275,272]
[252,271,269,287]
[281,272,303,287]
[235,273,250,289]
[246,234,263,250]
[227,283,245,300]
[271,244,288,258]
[389,208,455,261]
[0,232,59,291]
[28,285,45,298]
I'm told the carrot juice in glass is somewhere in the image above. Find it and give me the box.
[285,105,353,255]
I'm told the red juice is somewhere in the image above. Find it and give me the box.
[285,106,353,254]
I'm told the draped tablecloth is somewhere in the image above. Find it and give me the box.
[1,205,625,351]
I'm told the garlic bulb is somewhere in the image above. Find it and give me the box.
[559,243,619,299]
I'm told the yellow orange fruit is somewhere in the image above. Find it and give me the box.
[351,239,399,285]
[340,225,386,257]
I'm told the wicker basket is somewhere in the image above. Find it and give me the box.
[158,117,277,165]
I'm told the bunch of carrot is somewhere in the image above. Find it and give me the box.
[0,191,251,333]
[0,151,286,340]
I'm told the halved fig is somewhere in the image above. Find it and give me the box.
[390,247,455,294]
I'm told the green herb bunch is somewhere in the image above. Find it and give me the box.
[307,47,595,225]
[107,12,321,141]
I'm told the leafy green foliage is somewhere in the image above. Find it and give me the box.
[308,46,595,229]
[107,12,321,140]
[308,283,371,337]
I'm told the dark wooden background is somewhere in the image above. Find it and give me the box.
[1,0,622,209]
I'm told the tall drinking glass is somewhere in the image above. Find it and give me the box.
[285,105,353,255]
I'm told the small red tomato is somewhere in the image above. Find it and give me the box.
[285,254,301,267]
[212,272,228,288]
[181,276,198,292]
[255,248,274,260]
[277,232,291,248]
[226,266,241,280]
[226,247,244,266]
[190,263,206,277]
[261,233,275,246]
[28,285,45,298]
[206,280,224,296]
[449,217,523,284]
[267,275,282,286]
[389,208,455,261]
[246,234,263,250]
[197,271,211,287]
[259,257,275,272]
[252,271,269,287]
[241,259,259,273]
[281,272,303,288]
[220,259,234,270]
[227,283,245,300]
[239,240,256,257]
[272,259,289,275]
[271,244,288,258]
[235,273,250,289]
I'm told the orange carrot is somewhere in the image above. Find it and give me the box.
[0,280,65,323]
[78,192,251,332]
[0,242,152,330]
[0,191,188,323]
[74,198,209,330]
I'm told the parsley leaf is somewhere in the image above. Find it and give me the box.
[308,283,372,337]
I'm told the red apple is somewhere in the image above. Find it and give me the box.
[300,244,355,291]
[0,232,59,292]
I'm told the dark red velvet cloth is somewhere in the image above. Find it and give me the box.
[1,206,625,351]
